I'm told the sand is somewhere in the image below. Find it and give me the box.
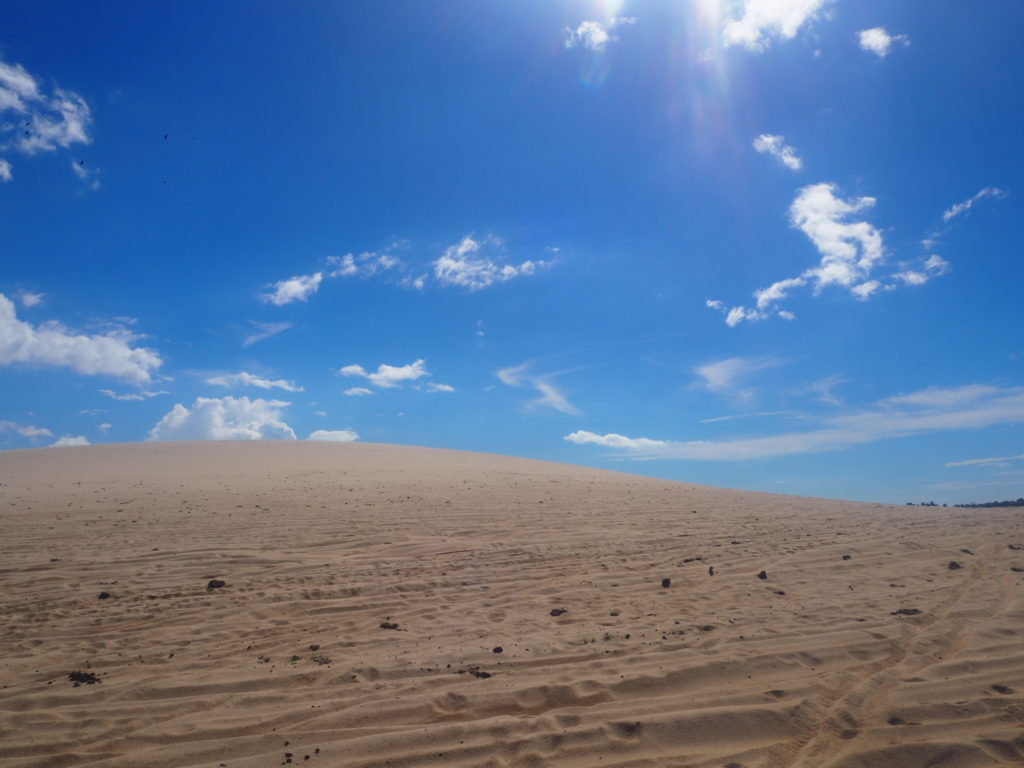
[1,441,1022,768]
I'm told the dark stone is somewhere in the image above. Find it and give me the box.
[891,608,922,616]
[887,716,905,726]
[842,555,852,561]
[492,646,503,654]
[68,671,100,686]
[766,689,786,698]
[708,566,715,576]
[1011,567,1024,573]
[550,608,567,617]
[97,592,111,599]
[207,579,226,589]
[991,684,1014,694]
[960,549,974,555]
[661,578,671,588]
[947,561,962,570]
[774,590,786,595]
[379,622,399,630]
[757,571,768,580]
[1009,544,1023,551]
[308,644,320,651]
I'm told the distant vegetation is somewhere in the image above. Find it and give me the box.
[906,498,1024,508]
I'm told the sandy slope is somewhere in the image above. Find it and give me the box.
[1,441,1022,768]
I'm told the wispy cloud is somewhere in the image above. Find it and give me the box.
[795,374,848,406]
[565,384,1024,461]
[15,290,43,307]
[496,362,579,415]
[695,356,784,399]
[0,159,11,182]
[945,453,1024,469]
[942,187,1008,222]
[205,371,303,393]
[564,17,636,52]
[328,251,401,279]
[858,27,910,58]
[753,134,802,170]
[149,396,296,441]
[723,0,831,51]
[243,320,293,347]
[100,388,168,401]
[0,294,162,384]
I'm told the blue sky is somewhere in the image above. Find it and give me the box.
[2,0,1022,503]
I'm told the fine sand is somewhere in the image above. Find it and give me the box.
[1,441,1023,768]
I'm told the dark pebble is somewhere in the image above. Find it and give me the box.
[550,608,567,617]
[757,571,768,580]
[661,578,671,588]
[492,646,503,654]
[947,561,961,570]
[207,579,226,589]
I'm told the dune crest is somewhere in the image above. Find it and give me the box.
[1,441,1022,767]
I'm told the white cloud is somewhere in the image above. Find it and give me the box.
[942,187,1008,222]
[343,387,374,396]
[0,419,52,437]
[566,384,1024,461]
[712,183,897,325]
[70,158,100,189]
[328,251,400,278]
[723,0,830,51]
[695,356,783,398]
[496,362,579,415]
[52,435,90,447]
[0,59,93,166]
[205,371,303,392]
[433,236,548,292]
[945,453,1024,469]
[0,294,162,384]
[16,290,43,307]
[308,429,359,442]
[340,359,430,388]
[100,388,168,401]
[893,254,949,287]
[243,320,293,347]
[565,431,667,449]
[0,158,10,182]
[98,422,111,432]
[858,27,910,58]
[148,396,297,441]
[261,272,323,306]
[753,134,803,170]
[564,17,636,52]
[424,382,455,393]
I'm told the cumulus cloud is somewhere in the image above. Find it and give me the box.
[99,388,168,401]
[753,134,803,170]
[328,251,400,278]
[148,396,297,441]
[942,187,1008,222]
[308,429,359,442]
[243,320,293,347]
[496,362,579,415]
[205,371,303,392]
[261,272,323,306]
[340,359,431,389]
[565,431,667,449]
[16,290,43,307]
[0,294,162,384]
[566,384,1024,461]
[710,183,900,325]
[564,17,637,52]
[0,59,93,175]
[0,419,53,438]
[723,0,830,51]
[52,435,89,447]
[858,27,910,57]
[433,236,548,292]
[343,387,374,397]
[892,254,949,287]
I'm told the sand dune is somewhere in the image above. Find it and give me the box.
[1,441,1022,768]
